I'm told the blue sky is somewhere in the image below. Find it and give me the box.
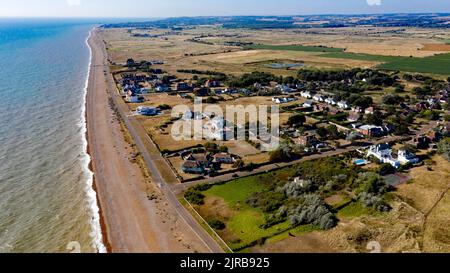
[1,0,450,18]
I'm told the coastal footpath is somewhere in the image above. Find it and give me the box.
[86,28,213,253]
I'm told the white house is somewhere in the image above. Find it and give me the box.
[203,117,232,141]
[337,101,349,109]
[137,106,159,116]
[313,94,324,102]
[367,143,400,168]
[272,97,290,104]
[303,100,314,108]
[301,91,312,99]
[398,150,420,165]
[325,97,337,105]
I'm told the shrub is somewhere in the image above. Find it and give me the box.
[378,163,396,176]
[437,138,450,162]
[288,194,337,230]
[208,219,226,230]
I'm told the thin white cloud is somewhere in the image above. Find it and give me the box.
[66,0,81,7]
[367,0,382,6]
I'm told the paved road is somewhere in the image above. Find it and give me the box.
[93,29,224,253]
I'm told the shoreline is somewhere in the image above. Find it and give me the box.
[84,28,109,253]
[85,27,212,253]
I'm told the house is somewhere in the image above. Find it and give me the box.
[213,153,235,164]
[427,130,442,143]
[294,135,318,147]
[325,97,337,105]
[175,82,191,91]
[205,79,220,88]
[351,106,363,113]
[155,84,170,92]
[358,125,384,137]
[182,160,205,174]
[203,117,233,141]
[414,135,431,149]
[313,94,324,102]
[398,150,419,165]
[303,100,314,108]
[183,110,204,120]
[300,91,312,99]
[367,143,400,168]
[347,112,361,122]
[276,84,295,94]
[125,90,143,103]
[337,101,349,109]
[136,106,159,116]
[272,97,294,104]
[193,87,210,97]
[365,107,375,115]
[416,101,429,112]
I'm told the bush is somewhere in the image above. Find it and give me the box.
[208,219,226,230]
[288,194,337,230]
[437,138,450,162]
[378,163,396,176]
[184,189,205,205]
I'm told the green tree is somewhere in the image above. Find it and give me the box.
[286,114,306,127]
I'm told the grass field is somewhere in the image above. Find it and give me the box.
[200,171,300,250]
[322,52,450,75]
[244,44,344,53]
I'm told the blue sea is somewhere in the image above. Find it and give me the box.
[0,19,107,253]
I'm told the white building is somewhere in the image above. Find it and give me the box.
[300,91,312,99]
[313,94,324,102]
[203,117,232,141]
[325,97,336,105]
[367,143,400,168]
[337,101,349,109]
[398,150,420,165]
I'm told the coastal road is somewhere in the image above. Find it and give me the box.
[91,29,224,253]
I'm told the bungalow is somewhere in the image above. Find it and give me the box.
[398,150,419,165]
[367,143,400,168]
[337,101,349,109]
[313,94,324,102]
[213,153,235,164]
[325,97,337,105]
[182,160,205,174]
[136,106,159,116]
[300,91,312,99]
[276,84,295,94]
[155,84,170,92]
[125,90,143,103]
[175,82,191,91]
[303,100,314,108]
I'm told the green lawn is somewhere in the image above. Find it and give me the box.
[245,44,344,53]
[337,201,380,218]
[202,173,294,250]
[204,176,265,209]
[322,52,450,75]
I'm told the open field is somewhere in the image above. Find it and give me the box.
[103,26,450,79]
[322,52,450,75]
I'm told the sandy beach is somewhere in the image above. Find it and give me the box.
[86,28,210,253]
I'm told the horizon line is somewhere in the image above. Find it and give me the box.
[1,11,450,20]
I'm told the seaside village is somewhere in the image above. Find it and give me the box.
[114,58,450,182]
